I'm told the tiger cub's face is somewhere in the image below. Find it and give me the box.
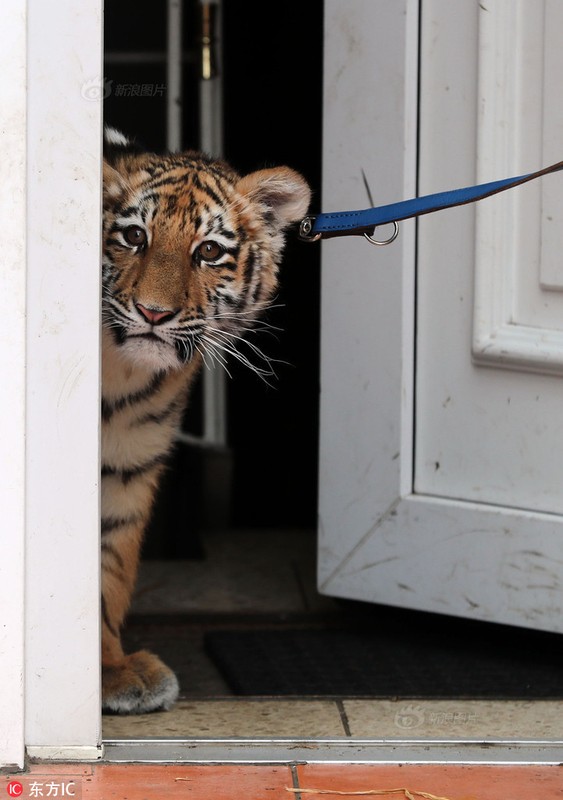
[102,129,311,372]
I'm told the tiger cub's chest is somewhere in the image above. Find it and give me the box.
[101,332,198,474]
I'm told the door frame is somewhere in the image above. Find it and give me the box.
[0,0,27,771]
[24,0,103,760]
[0,0,103,768]
[4,0,563,772]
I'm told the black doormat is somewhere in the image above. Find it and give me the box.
[204,625,563,698]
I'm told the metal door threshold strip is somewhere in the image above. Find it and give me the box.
[102,738,563,765]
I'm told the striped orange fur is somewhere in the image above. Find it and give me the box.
[101,127,310,712]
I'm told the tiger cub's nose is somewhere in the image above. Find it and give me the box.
[135,303,178,326]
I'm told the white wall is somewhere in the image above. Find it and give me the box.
[0,0,28,771]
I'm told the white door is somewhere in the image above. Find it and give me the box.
[319,0,563,634]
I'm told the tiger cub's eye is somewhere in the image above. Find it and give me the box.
[123,225,147,247]
[196,240,224,262]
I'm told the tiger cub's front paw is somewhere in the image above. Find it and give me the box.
[102,650,180,714]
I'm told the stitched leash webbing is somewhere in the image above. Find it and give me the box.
[299,159,563,242]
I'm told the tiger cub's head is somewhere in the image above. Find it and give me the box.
[102,127,311,372]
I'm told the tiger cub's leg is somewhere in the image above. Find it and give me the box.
[101,470,179,714]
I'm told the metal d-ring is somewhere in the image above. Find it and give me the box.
[364,220,400,246]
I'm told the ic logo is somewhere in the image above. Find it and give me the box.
[6,782,23,797]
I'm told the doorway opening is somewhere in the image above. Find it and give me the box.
[103,0,329,734]
[102,0,563,743]
[104,1,322,541]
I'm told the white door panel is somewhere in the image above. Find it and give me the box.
[541,0,563,293]
[417,0,563,515]
[473,0,563,348]
[318,0,418,584]
[323,495,563,632]
[319,0,563,633]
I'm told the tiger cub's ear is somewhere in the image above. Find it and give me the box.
[102,127,137,208]
[103,161,129,209]
[103,126,141,161]
[236,167,311,233]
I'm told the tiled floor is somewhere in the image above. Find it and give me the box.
[131,529,331,616]
[104,697,563,740]
[19,530,563,796]
[122,528,338,700]
[104,528,563,743]
[6,762,563,799]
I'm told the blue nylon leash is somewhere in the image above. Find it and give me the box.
[298,159,563,244]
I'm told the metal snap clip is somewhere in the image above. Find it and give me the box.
[299,216,321,242]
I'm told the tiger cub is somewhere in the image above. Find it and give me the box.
[101,127,310,713]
